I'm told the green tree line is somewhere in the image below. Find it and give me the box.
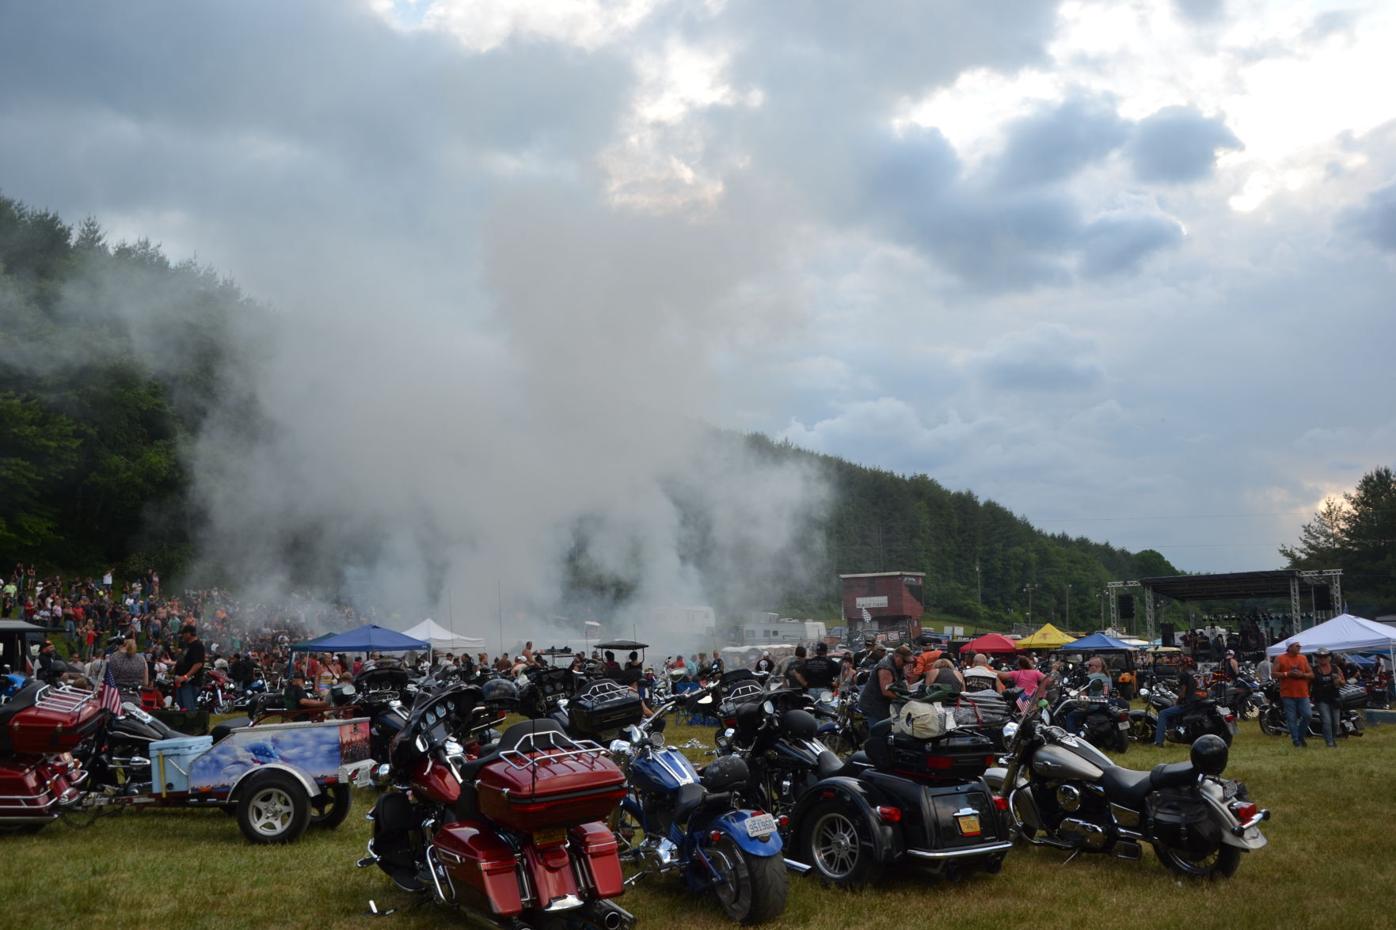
[1282,466,1396,616]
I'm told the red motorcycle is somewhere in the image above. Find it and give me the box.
[360,681,634,930]
[0,682,104,833]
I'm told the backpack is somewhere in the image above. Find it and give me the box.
[891,699,956,740]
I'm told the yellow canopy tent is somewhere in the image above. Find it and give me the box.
[1015,623,1074,650]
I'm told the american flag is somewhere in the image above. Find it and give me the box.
[98,662,123,716]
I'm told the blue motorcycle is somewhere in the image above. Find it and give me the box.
[608,687,788,924]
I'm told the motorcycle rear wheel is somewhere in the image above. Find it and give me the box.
[1129,716,1156,744]
[1153,841,1241,879]
[1257,712,1283,737]
[801,804,875,888]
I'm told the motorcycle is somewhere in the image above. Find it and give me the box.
[723,687,1011,887]
[360,681,635,930]
[986,703,1269,878]
[608,686,788,924]
[1129,686,1236,746]
[1047,685,1131,753]
[1209,672,1264,720]
[1256,679,1366,739]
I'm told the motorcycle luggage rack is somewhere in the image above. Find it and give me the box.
[496,732,608,772]
[35,686,97,713]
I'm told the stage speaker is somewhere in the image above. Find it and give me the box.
[1119,595,1135,619]
[1161,623,1175,647]
[1314,586,1333,610]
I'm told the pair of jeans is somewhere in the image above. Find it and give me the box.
[1282,696,1311,746]
[176,681,198,711]
[1155,704,1188,745]
[1315,700,1340,746]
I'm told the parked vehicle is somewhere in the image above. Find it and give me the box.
[1047,686,1131,753]
[360,683,635,930]
[0,681,373,842]
[608,686,788,924]
[1256,680,1366,739]
[986,704,1269,878]
[722,687,1011,887]
[1129,686,1236,746]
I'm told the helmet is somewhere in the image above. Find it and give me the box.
[780,708,818,741]
[481,677,519,710]
[1190,734,1229,776]
[701,754,750,792]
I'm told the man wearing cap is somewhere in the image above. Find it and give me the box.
[172,625,206,711]
[1271,641,1313,748]
[858,644,911,725]
[284,670,328,713]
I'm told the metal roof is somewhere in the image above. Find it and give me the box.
[838,571,926,579]
[1137,570,1335,602]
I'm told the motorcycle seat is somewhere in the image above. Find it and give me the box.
[1149,761,1196,790]
[1099,766,1155,807]
[671,782,707,826]
[833,751,873,778]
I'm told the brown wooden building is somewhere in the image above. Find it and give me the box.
[840,571,926,636]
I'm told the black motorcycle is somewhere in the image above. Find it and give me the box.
[1047,684,1131,753]
[723,689,1011,886]
[986,704,1269,878]
[1129,685,1236,746]
[1256,679,1366,739]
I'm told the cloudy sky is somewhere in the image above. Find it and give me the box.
[3,0,1394,579]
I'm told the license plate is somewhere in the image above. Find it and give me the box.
[1118,721,1130,730]
[745,813,777,838]
[532,828,567,846]
[955,814,981,837]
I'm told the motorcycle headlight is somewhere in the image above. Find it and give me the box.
[1002,721,1020,742]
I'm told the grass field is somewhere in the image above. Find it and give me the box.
[2,718,1392,930]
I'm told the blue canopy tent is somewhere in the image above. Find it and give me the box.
[1062,632,1136,652]
[290,624,428,653]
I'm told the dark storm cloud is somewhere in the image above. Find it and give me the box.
[991,93,1131,188]
[1126,106,1242,183]
[1339,182,1396,252]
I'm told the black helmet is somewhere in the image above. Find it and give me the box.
[481,677,519,710]
[1190,733,1229,776]
[701,754,750,792]
[780,708,818,741]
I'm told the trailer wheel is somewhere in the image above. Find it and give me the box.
[308,784,352,830]
[237,772,310,844]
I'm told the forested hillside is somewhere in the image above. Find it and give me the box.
[1,194,1178,624]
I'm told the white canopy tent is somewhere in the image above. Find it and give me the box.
[401,619,485,654]
[1265,613,1396,665]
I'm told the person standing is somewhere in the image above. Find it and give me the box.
[858,644,911,725]
[1256,653,1273,683]
[1271,642,1313,748]
[108,638,149,692]
[1311,648,1346,748]
[172,625,206,711]
[963,654,1003,693]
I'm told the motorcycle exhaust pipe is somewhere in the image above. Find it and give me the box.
[581,899,635,930]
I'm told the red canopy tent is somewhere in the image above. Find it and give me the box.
[959,632,1020,654]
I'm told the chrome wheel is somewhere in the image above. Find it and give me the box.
[248,787,294,837]
[810,811,860,880]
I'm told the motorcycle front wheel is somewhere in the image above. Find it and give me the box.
[1257,711,1284,736]
[707,838,787,925]
[1129,716,1156,744]
[1153,841,1241,879]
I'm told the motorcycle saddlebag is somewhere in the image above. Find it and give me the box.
[1149,787,1221,857]
[1338,684,1367,710]
[435,819,526,916]
[567,680,642,738]
[891,729,996,783]
[571,820,626,898]
[476,746,627,832]
[0,757,79,818]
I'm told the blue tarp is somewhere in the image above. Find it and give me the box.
[290,624,428,653]
[1063,632,1136,652]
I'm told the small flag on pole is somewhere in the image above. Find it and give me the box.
[98,663,123,716]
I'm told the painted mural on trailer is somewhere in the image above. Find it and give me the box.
[188,721,370,789]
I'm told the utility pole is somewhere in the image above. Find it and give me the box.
[975,560,982,606]
[1064,583,1071,629]
[1023,583,1036,623]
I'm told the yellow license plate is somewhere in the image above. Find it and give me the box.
[955,814,981,837]
[533,828,568,846]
